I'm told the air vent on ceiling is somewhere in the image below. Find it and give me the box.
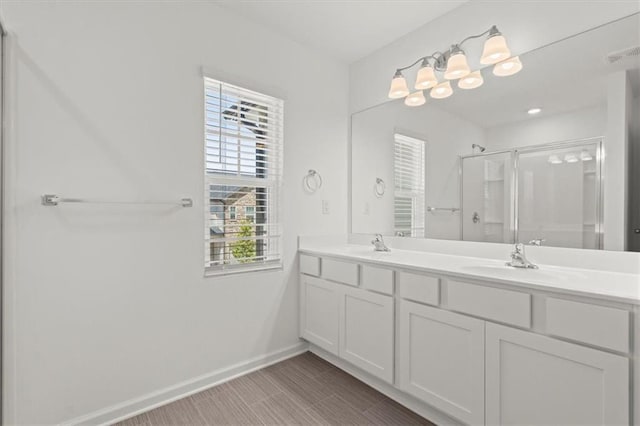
[605,45,640,64]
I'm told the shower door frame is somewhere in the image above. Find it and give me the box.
[459,137,605,249]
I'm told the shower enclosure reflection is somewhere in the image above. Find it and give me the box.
[460,139,602,249]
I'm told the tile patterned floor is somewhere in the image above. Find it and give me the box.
[114,351,435,425]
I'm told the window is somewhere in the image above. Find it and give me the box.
[245,206,255,222]
[394,134,426,237]
[204,77,283,274]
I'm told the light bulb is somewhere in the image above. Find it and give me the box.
[404,90,426,107]
[458,71,484,89]
[415,62,438,89]
[481,34,511,64]
[527,107,541,115]
[564,154,579,163]
[430,81,453,99]
[444,49,471,80]
[580,150,593,161]
[388,71,409,99]
[547,155,562,165]
[493,56,523,77]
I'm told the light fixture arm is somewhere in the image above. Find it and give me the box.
[457,26,499,47]
[393,25,501,74]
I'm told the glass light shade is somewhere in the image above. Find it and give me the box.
[493,56,523,77]
[388,74,410,99]
[404,90,426,107]
[580,150,593,161]
[564,153,579,163]
[444,52,471,80]
[430,81,453,99]
[481,35,511,64]
[547,155,562,165]
[458,71,484,89]
[415,64,438,89]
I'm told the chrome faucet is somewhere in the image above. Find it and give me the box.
[506,243,538,269]
[372,234,390,252]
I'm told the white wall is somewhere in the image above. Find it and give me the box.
[350,1,640,113]
[351,100,485,240]
[0,2,348,424]
[485,104,606,151]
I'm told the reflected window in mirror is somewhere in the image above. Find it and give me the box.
[394,134,426,237]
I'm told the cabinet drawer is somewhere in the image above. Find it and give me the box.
[361,265,393,295]
[448,280,531,328]
[299,254,320,276]
[546,297,630,353]
[322,258,359,286]
[398,271,439,306]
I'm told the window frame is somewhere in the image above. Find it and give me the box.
[203,77,284,277]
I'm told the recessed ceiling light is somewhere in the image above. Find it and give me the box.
[528,107,542,115]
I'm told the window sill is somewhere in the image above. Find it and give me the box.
[204,262,283,278]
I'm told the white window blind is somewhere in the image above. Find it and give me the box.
[204,77,283,274]
[394,134,426,237]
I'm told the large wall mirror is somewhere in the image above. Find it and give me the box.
[350,13,640,251]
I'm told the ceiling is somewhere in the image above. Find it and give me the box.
[215,0,468,63]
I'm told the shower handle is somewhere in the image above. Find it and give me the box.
[472,212,480,224]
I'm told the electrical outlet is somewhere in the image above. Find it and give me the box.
[322,199,330,215]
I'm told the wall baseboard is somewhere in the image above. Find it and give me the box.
[64,342,309,426]
[309,345,462,426]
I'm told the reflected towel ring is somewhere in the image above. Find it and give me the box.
[303,169,323,193]
[374,178,386,198]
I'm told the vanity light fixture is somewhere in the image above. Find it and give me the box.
[405,90,426,106]
[493,56,523,77]
[430,81,453,99]
[444,45,471,80]
[388,70,410,99]
[527,107,542,115]
[458,71,484,89]
[388,25,521,105]
[415,60,438,89]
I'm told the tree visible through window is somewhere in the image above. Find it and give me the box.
[204,77,283,274]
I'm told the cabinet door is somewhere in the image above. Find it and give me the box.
[398,300,485,425]
[486,322,629,425]
[300,276,340,355]
[339,286,394,383]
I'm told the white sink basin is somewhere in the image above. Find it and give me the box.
[459,264,579,282]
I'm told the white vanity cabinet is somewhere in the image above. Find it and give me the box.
[299,256,395,383]
[398,300,485,425]
[340,284,394,383]
[299,250,635,426]
[300,275,340,355]
[486,322,629,425]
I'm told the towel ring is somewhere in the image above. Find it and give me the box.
[374,178,385,198]
[303,169,323,193]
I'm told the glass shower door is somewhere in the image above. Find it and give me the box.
[515,141,602,249]
[461,152,514,243]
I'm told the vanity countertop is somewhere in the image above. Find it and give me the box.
[299,244,640,305]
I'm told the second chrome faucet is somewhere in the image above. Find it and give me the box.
[506,243,538,269]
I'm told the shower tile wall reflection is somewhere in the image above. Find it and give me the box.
[461,140,602,249]
[517,143,600,249]
[462,152,513,244]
